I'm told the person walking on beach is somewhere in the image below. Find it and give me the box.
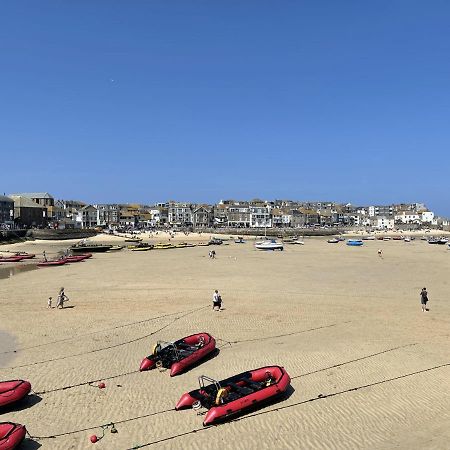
[420,287,429,312]
[56,287,69,309]
[212,289,222,311]
[47,297,53,308]
[378,249,382,258]
[43,250,47,262]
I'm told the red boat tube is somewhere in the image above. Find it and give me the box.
[140,333,216,376]
[176,365,291,425]
[37,259,67,267]
[13,253,35,259]
[0,257,24,263]
[65,255,87,262]
[0,422,26,450]
[0,380,31,408]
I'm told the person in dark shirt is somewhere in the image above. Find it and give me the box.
[420,287,429,312]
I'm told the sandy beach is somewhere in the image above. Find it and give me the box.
[0,234,449,449]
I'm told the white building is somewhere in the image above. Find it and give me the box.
[394,211,420,224]
[250,205,271,228]
[371,215,395,229]
[420,211,434,224]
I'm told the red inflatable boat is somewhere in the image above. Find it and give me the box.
[176,365,291,425]
[140,333,216,376]
[0,380,31,408]
[65,255,87,262]
[37,259,67,267]
[12,253,35,259]
[0,422,26,450]
[0,257,24,263]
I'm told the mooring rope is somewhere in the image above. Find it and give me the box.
[1,305,208,370]
[127,361,450,448]
[0,308,201,356]
[28,408,175,440]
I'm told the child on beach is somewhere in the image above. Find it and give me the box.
[47,297,52,308]
[378,249,382,257]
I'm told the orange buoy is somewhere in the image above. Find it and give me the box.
[98,382,106,389]
[90,435,98,443]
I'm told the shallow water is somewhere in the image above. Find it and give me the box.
[0,264,38,280]
[0,329,18,366]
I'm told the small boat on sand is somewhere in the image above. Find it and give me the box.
[124,237,143,243]
[10,253,35,259]
[175,365,291,425]
[0,256,24,263]
[347,239,363,246]
[208,238,223,245]
[64,255,87,262]
[327,238,339,243]
[140,333,216,376]
[255,240,284,251]
[37,259,67,267]
[153,243,176,250]
[234,237,246,244]
[71,243,112,253]
[0,422,26,449]
[109,246,123,251]
[0,380,31,408]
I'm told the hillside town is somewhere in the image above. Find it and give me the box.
[1,192,448,231]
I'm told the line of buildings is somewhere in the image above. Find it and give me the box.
[0,192,448,231]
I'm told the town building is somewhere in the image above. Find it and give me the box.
[0,195,14,227]
[9,195,48,227]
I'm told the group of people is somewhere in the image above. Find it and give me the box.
[47,287,69,309]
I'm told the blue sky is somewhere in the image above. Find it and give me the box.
[1,2,449,214]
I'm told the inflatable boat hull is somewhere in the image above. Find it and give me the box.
[140,333,216,376]
[0,380,31,408]
[176,365,290,425]
[0,422,26,450]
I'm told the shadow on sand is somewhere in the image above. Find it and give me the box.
[178,348,221,376]
[0,394,42,414]
[21,438,42,450]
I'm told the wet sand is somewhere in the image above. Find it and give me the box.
[0,234,449,449]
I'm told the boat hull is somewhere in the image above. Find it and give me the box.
[0,380,31,408]
[176,365,290,426]
[140,333,216,376]
[0,422,26,450]
[37,259,67,267]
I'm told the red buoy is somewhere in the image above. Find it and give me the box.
[98,382,106,389]
[90,435,98,443]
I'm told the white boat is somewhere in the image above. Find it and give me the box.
[255,240,284,251]
[404,237,411,242]
[362,235,376,240]
[291,239,304,245]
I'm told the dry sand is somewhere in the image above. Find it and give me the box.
[0,234,449,449]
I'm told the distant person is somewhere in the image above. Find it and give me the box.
[56,287,69,309]
[47,297,53,308]
[211,250,216,259]
[420,287,429,312]
[378,249,382,257]
[212,290,222,311]
[43,251,47,262]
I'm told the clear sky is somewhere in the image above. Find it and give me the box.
[1,2,449,214]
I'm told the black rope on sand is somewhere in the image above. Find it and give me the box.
[28,408,175,440]
[127,361,450,448]
[0,308,201,356]
[218,321,350,346]
[291,342,419,379]
[34,370,140,395]
[1,305,209,370]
